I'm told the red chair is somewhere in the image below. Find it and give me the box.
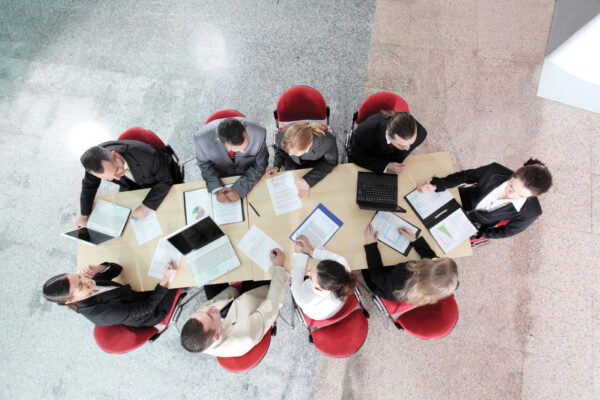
[351,92,410,130]
[216,327,274,372]
[294,291,369,357]
[205,109,246,125]
[93,288,185,354]
[273,85,330,130]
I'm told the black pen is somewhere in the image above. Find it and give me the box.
[249,202,261,217]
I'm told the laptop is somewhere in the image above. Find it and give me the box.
[62,200,131,246]
[356,171,399,211]
[166,215,240,286]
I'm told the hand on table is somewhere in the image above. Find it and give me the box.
[216,188,240,203]
[72,213,89,228]
[81,264,108,279]
[270,248,285,266]
[295,179,310,199]
[265,166,279,176]
[416,180,436,193]
[131,205,150,220]
[295,235,314,255]
[386,162,405,175]
[159,259,177,287]
[364,224,378,244]
[397,227,417,242]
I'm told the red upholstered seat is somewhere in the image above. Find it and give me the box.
[217,328,272,372]
[310,309,368,357]
[397,296,459,339]
[205,109,246,125]
[353,92,410,129]
[379,297,415,315]
[302,294,359,328]
[274,85,329,129]
[118,127,166,150]
[94,325,158,354]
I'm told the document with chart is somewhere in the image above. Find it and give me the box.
[184,185,244,226]
[404,188,476,253]
[289,204,343,248]
[370,211,421,256]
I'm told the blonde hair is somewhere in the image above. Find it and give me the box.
[281,122,326,153]
[393,258,458,306]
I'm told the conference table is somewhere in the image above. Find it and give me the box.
[77,152,472,291]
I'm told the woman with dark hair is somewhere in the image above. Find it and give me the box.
[417,158,553,240]
[348,110,427,174]
[266,122,338,199]
[362,225,458,305]
[43,261,178,327]
[291,235,358,320]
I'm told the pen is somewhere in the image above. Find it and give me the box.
[249,202,261,217]
[271,250,278,256]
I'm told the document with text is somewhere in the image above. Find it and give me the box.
[430,209,477,253]
[131,210,163,245]
[184,185,244,225]
[148,238,182,282]
[290,204,343,248]
[405,189,454,220]
[237,225,283,271]
[370,211,421,256]
[266,173,302,216]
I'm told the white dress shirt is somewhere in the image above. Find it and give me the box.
[475,181,526,212]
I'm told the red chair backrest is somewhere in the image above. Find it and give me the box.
[397,296,458,339]
[93,325,158,354]
[217,327,272,372]
[205,109,246,125]
[275,86,328,128]
[380,297,416,315]
[302,294,359,328]
[118,127,166,150]
[355,92,410,127]
[310,309,368,357]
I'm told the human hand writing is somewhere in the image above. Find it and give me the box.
[364,224,378,244]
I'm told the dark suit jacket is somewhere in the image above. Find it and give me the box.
[74,262,175,327]
[430,162,542,239]
[273,126,338,187]
[348,113,427,173]
[80,140,181,216]
[361,237,435,302]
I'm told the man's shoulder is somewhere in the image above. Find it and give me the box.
[100,140,157,156]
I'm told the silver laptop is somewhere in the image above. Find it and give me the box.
[62,200,131,246]
[166,215,240,286]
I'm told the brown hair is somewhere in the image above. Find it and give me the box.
[180,318,216,353]
[281,122,326,153]
[513,158,552,196]
[42,274,79,312]
[393,258,458,306]
[316,260,358,300]
[380,110,416,140]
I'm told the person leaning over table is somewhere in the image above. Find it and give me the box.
[362,224,458,305]
[348,110,427,175]
[72,140,184,228]
[265,122,338,199]
[416,158,553,240]
[42,261,179,327]
[194,117,268,203]
[291,235,358,320]
[179,249,289,357]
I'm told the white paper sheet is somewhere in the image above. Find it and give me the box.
[130,210,163,245]
[290,208,339,248]
[430,209,477,253]
[148,238,182,282]
[237,225,283,271]
[371,211,419,254]
[211,188,244,225]
[184,188,211,224]
[405,189,454,219]
[266,173,302,216]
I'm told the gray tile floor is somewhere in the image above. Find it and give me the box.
[0,1,377,399]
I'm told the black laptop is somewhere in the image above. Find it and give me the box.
[356,172,399,211]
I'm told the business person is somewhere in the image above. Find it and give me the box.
[348,111,427,174]
[72,138,184,227]
[362,224,458,305]
[291,235,358,320]
[180,249,289,357]
[194,117,268,202]
[417,158,553,239]
[43,261,178,327]
[266,122,338,199]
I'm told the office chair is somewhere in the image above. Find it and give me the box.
[205,109,246,125]
[93,288,185,354]
[273,85,330,131]
[293,290,369,357]
[216,326,276,372]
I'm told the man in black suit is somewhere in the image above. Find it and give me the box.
[348,112,427,174]
[72,140,183,227]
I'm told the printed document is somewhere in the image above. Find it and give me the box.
[405,189,454,220]
[266,173,302,215]
[237,225,283,271]
[148,238,182,282]
[184,185,243,225]
[290,207,340,248]
[430,209,477,253]
[371,211,420,255]
[131,210,162,245]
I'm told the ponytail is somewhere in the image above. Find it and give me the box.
[281,122,326,153]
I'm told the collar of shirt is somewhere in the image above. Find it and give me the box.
[385,132,391,145]
[475,181,526,212]
[88,285,118,298]
[303,139,313,154]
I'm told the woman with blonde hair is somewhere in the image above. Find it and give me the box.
[362,224,458,305]
[266,122,338,199]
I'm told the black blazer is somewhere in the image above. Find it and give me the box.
[74,263,174,327]
[273,127,338,187]
[430,162,542,239]
[80,140,182,216]
[348,113,427,173]
[362,237,436,302]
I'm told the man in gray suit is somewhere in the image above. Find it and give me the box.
[194,118,268,202]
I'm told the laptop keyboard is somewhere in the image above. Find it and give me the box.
[357,183,397,203]
[202,243,234,267]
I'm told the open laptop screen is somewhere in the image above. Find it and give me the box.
[167,217,224,255]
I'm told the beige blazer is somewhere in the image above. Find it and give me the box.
[196,266,289,357]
